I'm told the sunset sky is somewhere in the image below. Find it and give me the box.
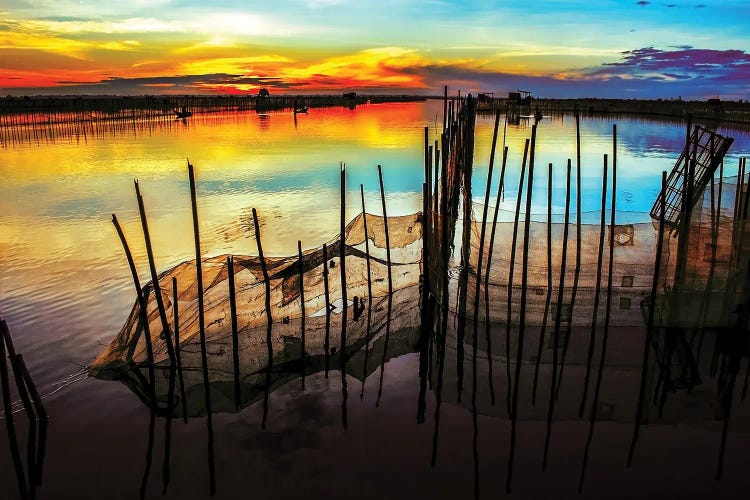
[1,0,748,98]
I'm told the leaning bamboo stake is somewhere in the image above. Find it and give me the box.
[187,162,215,495]
[322,243,331,378]
[442,85,448,133]
[15,353,47,488]
[470,110,500,408]
[340,163,348,344]
[579,143,616,493]
[0,321,29,500]
[542,158,572,472]
[252,207,273,429]
[555,121,584,398]
[425,126,431,215]
[134,181,176,367]
[578,155,609,417]
[340,163,349,429]
[418,182,432,422]
[172,277,188,423]
[532,163,553,406]
[483,146,509,406]
[361,185,373,399]
[376,164,393,409]
[628,171,667,467]
[298,241,306,391]
[430,132,450,468]
[507,123,537,493]
[228,256,241,409]
[505,138,530,416]
[433,139,440,218]
[111,214,156,402]
[379,165,393,296]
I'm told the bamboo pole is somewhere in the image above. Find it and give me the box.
[340,163,349,429]
[542,158,572,471]
[579,142,616,493]
[578,155,609,417]
[430,132,449,468]
[252,207,273,430]
[483,146,509,406]
[187,162,215,495]
[298,241,306,391]
[360,186,373,399]
[505,138,530,416]
[322,243,331,378]
[507,123,537,493]
[134,181,176,367]
[0,320,29,500]
[172,277,188,422]
[376,164,393,409]
[379,165,393,296]
[111,214,156,402]
[628,171,667,466]
[15,353,47,488]
[532,163,553,405]
[555,118,583,397]
[228,256,241,409]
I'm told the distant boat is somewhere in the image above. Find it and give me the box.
[174,106,193,119]
[293,106,308,114]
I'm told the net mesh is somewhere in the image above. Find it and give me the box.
[91,170,748,417]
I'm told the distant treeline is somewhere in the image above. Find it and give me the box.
[0,94,426,116]
[477,97,750,126]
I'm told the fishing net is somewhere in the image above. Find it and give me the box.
[90,212,424,415]
[455,174,744,330]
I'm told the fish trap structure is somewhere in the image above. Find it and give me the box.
[650,124,734,227]
[88,93,750,496]
[91,211,425,415]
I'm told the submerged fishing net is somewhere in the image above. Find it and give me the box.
[426,171,750,425]
[90,212,424,415]
[457,174,744,330]
[90,85,748,428]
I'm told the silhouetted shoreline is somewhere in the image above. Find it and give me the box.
[3,93,749,128]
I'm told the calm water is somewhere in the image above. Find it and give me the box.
[2,101,750,499]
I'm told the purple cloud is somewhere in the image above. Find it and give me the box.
[592,46,750,86]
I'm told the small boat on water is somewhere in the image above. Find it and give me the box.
[174,106,193,119]
[293,106,308,114]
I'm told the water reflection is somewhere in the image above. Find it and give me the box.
[3,101,750,498]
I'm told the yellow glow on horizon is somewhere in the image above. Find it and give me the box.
[180,56,294,76]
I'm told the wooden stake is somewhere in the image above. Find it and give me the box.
[542,158,572,472]
[0,321,29,500]
[628,171,667,466]
[379,165,393,296]
[298,241,306,391]
[507,123,537,493]
[172,277,187,422]
[340,163,349,429]
[532,162,553,405]
[228,256,241,409]
[134,180,176,367]
[111,214,156,402]
[360,185,373,398]
[505,138,530,416]
[252,207,273,429]
[322,243,331,378]
[578,155,609,417]
[187,162,215,495]
[579,138,616,493]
